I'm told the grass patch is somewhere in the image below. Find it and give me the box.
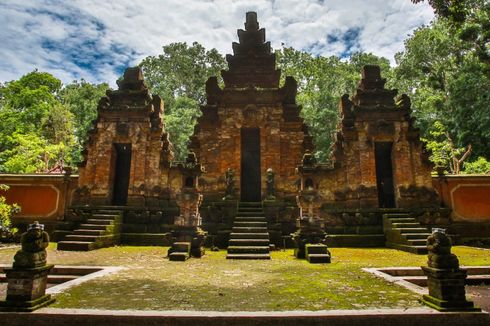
[0,245,488,311]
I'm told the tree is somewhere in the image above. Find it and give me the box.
[139,42,227,160]
[463,156,490,173]
[276,47,393,161]
[59,80,110,165]
[393,17,490,161]
[0,71,75,172]
[422,121,472,174]
[0,184,20,241]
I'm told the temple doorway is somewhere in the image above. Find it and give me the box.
[375,142,396,208]
[241,128,261,201]
[112,143,132,205]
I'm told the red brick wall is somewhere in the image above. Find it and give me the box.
[433,175,490,222]
[0,174,78,225]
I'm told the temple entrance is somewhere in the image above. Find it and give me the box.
[375,142,395,208]
[112,143,132,205]
[241,128,261,201]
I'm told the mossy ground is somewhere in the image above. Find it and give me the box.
[0,245,488,311]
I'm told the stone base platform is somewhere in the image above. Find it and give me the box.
[0,308,488,326]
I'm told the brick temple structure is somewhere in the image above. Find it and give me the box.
[190,11,313,202]
[297,65,444,252]
[53,12,449,254]
[74,67,176,207]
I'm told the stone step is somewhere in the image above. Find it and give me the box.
[94,210,121,215]
[234,221,267,228]
[65,235,99,242]
[234,216,267,222]
[172,242,191,252]
[229,239,270,246]
[403,233,431,239]
[237,208,264,212]
[384,213,411,219]
[73,229,105,236]
[238,202,263,208]
[398,228,430,234]
[307,254,331,264]
[407,239,427,246]
[57,241,93,251]
[227,246,270,254]
[232,227,268,233]
[229,232,269,239]
[226,253,271,260]
[388,218,417,223]
[169,252,189,261]
[305,245,329,255]
[91,214,118,219]
[79,224,108,231]
[86,219,113,225]
[391,222,421,228]
[236,212,265,217]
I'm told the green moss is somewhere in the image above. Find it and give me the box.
[0,245,488,311]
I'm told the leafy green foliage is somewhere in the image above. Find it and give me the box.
[463,156,490,173]
[276,48,392,161]
[59,80,110,165]
[0,71,76,173]
[394,9,490,166]
[422,121,472,174]
[140,42,226,160]
[0,184,20,240]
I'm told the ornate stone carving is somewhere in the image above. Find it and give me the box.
[265,168,276,200]
[13,222,49,269]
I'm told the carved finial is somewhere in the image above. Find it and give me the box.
[245,12,259,31]
[117,67,147,91]
[359,65,386,91]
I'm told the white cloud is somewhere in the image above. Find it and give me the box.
[0,0,434,86]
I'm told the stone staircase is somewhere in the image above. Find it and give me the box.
[383,212,430,254]
[57,209,122,251]
[227,202,271,260]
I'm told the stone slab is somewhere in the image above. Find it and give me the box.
[0,308,488,326]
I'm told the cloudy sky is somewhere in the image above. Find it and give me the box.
[0,0,434,86]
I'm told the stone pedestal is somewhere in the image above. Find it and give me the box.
[421,266,480,311]
[171,227,207,258]
[291,217,327,259]
[0,264,55,312]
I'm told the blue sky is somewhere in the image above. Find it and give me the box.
[0,0,434,86]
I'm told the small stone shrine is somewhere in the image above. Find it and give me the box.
[0,222,55,311]
[420,229,480,311]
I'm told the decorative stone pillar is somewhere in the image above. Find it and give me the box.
[0,222,55,311]
[420,229,480,311]
[172,153,207,258]
[292,152,329,260]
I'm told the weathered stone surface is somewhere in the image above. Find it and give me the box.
[420,230,480,311]
[297,65,439,212]
[13,221,49,269]
[190,12,312,201]
[74,67,177,207]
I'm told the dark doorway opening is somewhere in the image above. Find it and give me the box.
[112,143,132,205]
[241,128,261,201]
[375,142,396,208]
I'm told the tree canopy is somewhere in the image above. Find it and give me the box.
[0,1,489,174]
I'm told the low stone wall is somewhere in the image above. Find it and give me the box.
[1,173,489,241]
[432,174,490,222]
[0,173,78,234]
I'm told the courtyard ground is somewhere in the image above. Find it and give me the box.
[0,245,489,311]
